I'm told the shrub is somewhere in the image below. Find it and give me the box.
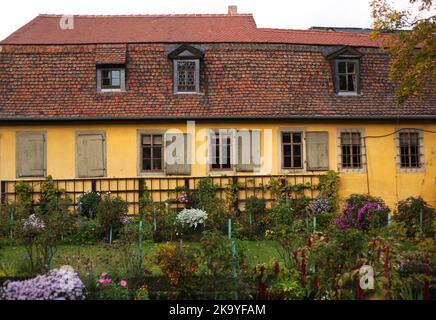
[396,197,435,237]
[270,200,295,229]
[335,194,390,231]
[200,231,248,299]
[70,219,101,244]
[188,177,227,231]
[96,194,128,240]
[0,267,85,300]
[175,208,208,229]
[89,272,130,300]
[235,197,269,240]
[154,242,200,298]
[77,191,101,219]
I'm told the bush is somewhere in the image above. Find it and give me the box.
[318,170,340,212]
[235,197,269,240]
[396,197,435,238]
[70,219,101,244]
[335,194,390,231]
[153,242,200,298]
[96,194,128,241]
[0,267,85,300]
[77,191,101,219]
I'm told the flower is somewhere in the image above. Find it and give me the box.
[179,191,189,204]
[0,268,85,300]
[22,214,45,231]
[101,272,108,277]
[310,196,330,215]
[120,280,127,287]
[175,208,208,229]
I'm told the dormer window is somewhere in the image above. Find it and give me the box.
[174,59,199,93]
[97,65,125,92]
[323,46,361,95]
[167,44,204,94]
[334,59,358,94]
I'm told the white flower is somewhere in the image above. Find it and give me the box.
[175,208,208,229]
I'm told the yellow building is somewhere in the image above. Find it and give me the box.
[0,12,435,212]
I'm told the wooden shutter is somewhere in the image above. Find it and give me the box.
[306,131,329,171]
[16,132,46,177]
[76,133,106,178]
[236,130,260,172]
[165,133,191,175]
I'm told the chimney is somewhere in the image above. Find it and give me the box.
[228,5,238,15]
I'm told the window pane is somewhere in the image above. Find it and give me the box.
[341,133,351,145]
[177,60,197,92]
[143,147,151,158]
[347,62,355,73]
[351,132,361,145]
[142,135,151,145]
[294,156,302,168]
[338,62,346,73]
[292,133,302,143]
[282,133,291,143]
[283,156,292,168]
[293,144,301,157]
[283,145,292,157]
[153,147,162,159]
[153,159,162,170]
[339,75,347,91]
[347,75,355,92]
[153,135,163,145]
[143,159,151,171]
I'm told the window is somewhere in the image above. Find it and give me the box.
[16,132,46,178]
[281,132,303,169]
[211,131,233,170]
[334,60,358,94]
[174,59,199,93]
[340,132,362,168]
[141,134,163,171]
[97,66,125,92]
[76,132,106,178]
[397,130,424,170]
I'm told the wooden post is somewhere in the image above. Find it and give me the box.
[420,208,423,233]
[91,180,97,192]
[0,181,5,205]
[137,220,143,268]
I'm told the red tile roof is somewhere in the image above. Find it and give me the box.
[1,14,384,47]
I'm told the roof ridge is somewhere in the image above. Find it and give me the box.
[37,13,254,18]
[257,28,377,38]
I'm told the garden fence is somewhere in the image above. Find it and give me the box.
[0,174,322,214]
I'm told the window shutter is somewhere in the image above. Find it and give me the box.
[165,133,191,175]
[236,130,260,172]
[16,132,46,177]
[77,133,106,178]
[306,131,329,171]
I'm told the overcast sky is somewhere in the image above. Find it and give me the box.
[0,0,414,41]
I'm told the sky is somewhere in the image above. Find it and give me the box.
[0,0,415,41]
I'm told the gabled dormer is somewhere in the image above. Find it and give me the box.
[323,46,362,95]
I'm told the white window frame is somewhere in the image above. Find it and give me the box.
[173,59,200,94]
[136,130,166,176]
[207,129,237,175]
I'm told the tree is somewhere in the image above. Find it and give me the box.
[371,0,435,104]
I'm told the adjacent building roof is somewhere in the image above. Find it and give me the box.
[1,14,386,47]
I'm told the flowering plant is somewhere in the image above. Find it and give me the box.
[310,196,330,215]
[0,267,85,300]
[179,191,189,204]
[78,191,101,219]
[336,195,390,231]
[175,208,208,229]
[95,272,129,300]
[22,214,45,232]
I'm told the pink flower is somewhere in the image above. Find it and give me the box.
[98,278,105,285]
[120,280,127,287]
[101,272,108,277]
[102,278,112,287]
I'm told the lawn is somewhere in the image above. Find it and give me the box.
[0,240,282,277]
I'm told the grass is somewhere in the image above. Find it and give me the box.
[0,240,282,277]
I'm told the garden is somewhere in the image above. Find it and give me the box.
[0,172,434,300]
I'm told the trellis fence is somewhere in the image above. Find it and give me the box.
[0,174,321,214]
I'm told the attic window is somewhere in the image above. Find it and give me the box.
[174,60,199,93]
[97,65,125,92]
[334,60,358,94]
[324,46,361,95]
[167,44,204,94]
